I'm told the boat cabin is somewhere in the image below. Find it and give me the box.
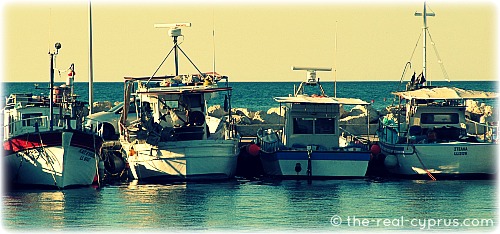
[381,86,498,144]
[121,75,232,144]
[275,96,369,150]
[3,91,86,140]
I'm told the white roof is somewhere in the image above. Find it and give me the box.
[274,96,369,105]
[393,87,499,100]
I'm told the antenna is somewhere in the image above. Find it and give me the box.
[292,66,332,84]
[334,20,338,98]
[212,10,216,77]
[292,66,332,96]
[154,23,192,37]
[154,23,192,76]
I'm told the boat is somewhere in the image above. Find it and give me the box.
[3,43,104,189]
[119,23,240,182]
[256,66,372,179]
[376,2,499,180]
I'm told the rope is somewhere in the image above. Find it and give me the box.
[427,30,451,82]
[38,131,59,187]
[306,148,312,177]
[146,46,176,86]
[393,32,421,105]
[177,46,205,78]
[411,145,437,181]
[93,134,100,187]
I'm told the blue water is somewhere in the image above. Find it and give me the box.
[2,81,498,231]
[3,81,497,111]
[2,180,497,231]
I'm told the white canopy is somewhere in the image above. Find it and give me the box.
[393,87,499,100]
[274,96,369,105]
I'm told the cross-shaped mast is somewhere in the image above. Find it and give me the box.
[414,1,435,86]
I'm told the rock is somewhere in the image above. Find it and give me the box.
[265,112,284,124]
[208,105,228,118]
[483,105,494,116]
[232,108,254,119]
[251,110,266,124]
[347,105,379,123]
[93,101,113,112]
[266,106,286,117]
[339,105,348,118]
[339,114,369,125]
[252,110,284,124]
[232,115,252,125]
[466,100,482,115]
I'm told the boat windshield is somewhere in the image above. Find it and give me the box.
[108,103,124,113]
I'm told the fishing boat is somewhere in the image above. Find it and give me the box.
[376,2,499,180]
[119,23,239,182]
[3,43,104,189]
[256,67,372,179]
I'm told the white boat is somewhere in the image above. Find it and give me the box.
[3,43,104,189]
[376,2,499,179]
[119,23,239,182]
[256,67,372,179]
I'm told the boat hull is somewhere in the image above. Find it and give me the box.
[122,139,240,181]
[3,130,102,189]
[379,141,497,179]
[260,150,371,179]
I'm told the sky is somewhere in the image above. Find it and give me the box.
[1,0,498,83]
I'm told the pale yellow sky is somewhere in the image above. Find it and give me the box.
[2,0,497,83]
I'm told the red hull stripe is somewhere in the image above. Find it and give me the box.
[3,130,103,155]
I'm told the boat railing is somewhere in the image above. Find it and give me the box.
[338,126,370,151]
[256,128,281,153]
[83,117,105,137]
[3,116,49,140]
[466,119,498,143]
[376,117,406,144]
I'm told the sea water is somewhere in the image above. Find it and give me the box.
[2,180,496,231]
[3,81,497,111]
[2,81,498,231]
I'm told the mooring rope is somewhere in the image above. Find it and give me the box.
[412,145,437,181]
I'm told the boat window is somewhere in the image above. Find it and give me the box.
[181,94,202,108]
[22,113,43,126]
[421,113,459,124]
[128,102,137,113]
[293,118,314,134]
[315,118,335,134]
[162,100,178,109]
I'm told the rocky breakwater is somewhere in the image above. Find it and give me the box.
[208,105,285,137]
[465,100,497,124]
[208,104,381,137]
[91,100,497,137]
[92,101,121,113]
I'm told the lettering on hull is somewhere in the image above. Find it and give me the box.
[453,147,468,156]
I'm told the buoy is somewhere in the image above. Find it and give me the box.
[246,144,260,156]
[384,154,398,168]
[370,144,381,155]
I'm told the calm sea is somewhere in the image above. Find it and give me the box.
[2,81,498,111]
[2,180,497,231]
[1,81,498,231]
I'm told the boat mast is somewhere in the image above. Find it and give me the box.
[88,0,94,114]
[415,1,435,86]
[49,43,61,131]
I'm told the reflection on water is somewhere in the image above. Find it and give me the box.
[2,179,496,231]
